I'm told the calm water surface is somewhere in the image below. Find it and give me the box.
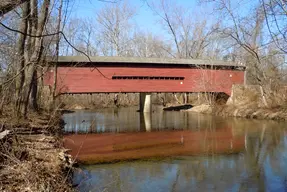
[63,106,287,192]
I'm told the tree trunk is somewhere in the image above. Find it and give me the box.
[25,0,38,61]
[52,0,63,103]
[21,0,50,117]
[15,2,29,116]
[29,70,38,110]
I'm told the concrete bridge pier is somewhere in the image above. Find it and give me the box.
[139,112,152,132]
[139,93,152,132]
[139,93,152,113]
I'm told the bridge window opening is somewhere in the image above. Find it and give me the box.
[112,76,185,80]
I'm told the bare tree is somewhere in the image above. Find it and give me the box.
[261,0,287,54]
[149,0,217,59]
[96,1,135,56]
[130,31,173,58]
[60,18,81,56]
[200,0,286,84]
[224,4,266,84]
[199,0,287,107]
[77,19,99,56]
[0,0,128,117]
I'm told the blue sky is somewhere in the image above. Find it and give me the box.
[68,0,206,36]
[65,0,265,46]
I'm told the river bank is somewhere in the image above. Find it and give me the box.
[185,85,287,121]
[213,105,287,120]
[58,92,220,110]
[0,111,73,191]
[184,104,287,121]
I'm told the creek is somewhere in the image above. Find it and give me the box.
[63,106,287,192]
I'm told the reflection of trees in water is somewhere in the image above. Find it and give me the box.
[64,107,231,134]
[238,123,286,191]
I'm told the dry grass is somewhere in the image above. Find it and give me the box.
[0,110,74,192]
[217,85,287,120]
[213,104,287,121]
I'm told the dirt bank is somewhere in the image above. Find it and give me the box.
[0,112,73,192]
[213,105,287,121]
[58,92,221,110]
[183,85,287,121]
[213,85,287,121]
[184,103,287,121]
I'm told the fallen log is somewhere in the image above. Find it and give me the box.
[163,104,193,111]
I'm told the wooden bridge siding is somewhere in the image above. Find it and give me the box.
[44,66,244,95]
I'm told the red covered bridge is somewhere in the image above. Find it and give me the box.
[44,56,245,96]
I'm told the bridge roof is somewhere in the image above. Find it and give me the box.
[51,56,245,69]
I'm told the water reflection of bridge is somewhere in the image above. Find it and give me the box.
[65,108,287,191]
[63,108,287,164]
[63,108,247,163]
[65,128,245,163]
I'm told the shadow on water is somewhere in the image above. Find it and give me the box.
[63,106,287,192]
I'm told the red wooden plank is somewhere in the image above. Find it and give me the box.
[44,66,245,95]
